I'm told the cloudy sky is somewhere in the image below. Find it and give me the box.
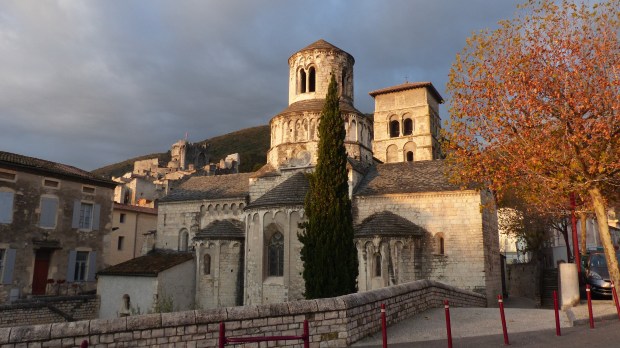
[0,0,519,170]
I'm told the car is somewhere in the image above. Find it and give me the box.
[584,252,620,297]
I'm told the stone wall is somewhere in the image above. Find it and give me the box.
[0,280,485,347]
[506,262,541,303]
[0,295,98,328]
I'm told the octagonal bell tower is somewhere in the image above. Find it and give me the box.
[267,40,373,170]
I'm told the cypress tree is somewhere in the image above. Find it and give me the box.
[299,74,358,299]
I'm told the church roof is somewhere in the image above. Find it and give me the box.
[276,99,363,117]
[246,172,309,209]
[159,172,252,202]
[355,211,425,237]
[97,250,193,277]
[354,160,461,196]
[291,39,354,63]
[368,82,444,103]
[194,219,245,240]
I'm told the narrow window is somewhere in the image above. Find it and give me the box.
[179,229,189,252]
[435,233,445,255]
[0,191,14,224]
[403,119,413,135]
[43,179,60,188]
[74,251,89,282]
[268,232,284,277]
[79,203,94,229]
[39,196,59,228]
[440,237,445,255]
[406,151,414,162]
[341,70,347,95]
[374,253,382,277]
[120,213,126,223]
[204,254,211,275]
[299,69,307,93]
[308,67,316,92]
[389,120,400,137]
[117,236,124,251]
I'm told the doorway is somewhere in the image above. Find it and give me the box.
[32,249,52,295]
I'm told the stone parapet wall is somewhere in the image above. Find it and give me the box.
[0,280,484,347]
[0,295,99,328]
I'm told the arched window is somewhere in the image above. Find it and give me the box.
[389,120,400,138]
[341,70,347,95]
[406,151,414,162]
[374,253,382,277]
[204,254,211,275]
[403,118,413,135]
[179,229,189,252]
[268,232,284,277]
[386,145,398,163]
[299,69,307,93]
[403,141,416,162]
[308,67,316,92]
[435,233,445,255]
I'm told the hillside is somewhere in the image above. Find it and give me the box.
[92,125,270,178]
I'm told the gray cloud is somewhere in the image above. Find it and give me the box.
[0,0,518,170]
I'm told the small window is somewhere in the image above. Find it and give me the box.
[435,233,445,255]
[79,203,93,229]
[308,67,316,92]
[403,119,413,135]
[374,253,382,277]
[299,69,307,93]
[39,196,59,228]
[43,179,60,189]
[0,191,14,224]
[0,170,16,182]
[406,151,414,162]
[204,254,211,275]
[119,213,126,223]
[179,229,189,252]
[74,251,89,282]
[268,232,284,277]
[389,120,400,137]
[82,186,96,194]
[0,248,16,284]
[117,236,124,251]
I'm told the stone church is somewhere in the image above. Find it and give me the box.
[156,39,501,309]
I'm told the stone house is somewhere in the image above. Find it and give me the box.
[153,39,501,309]
[103,203,158,266]
[0,151,116,303]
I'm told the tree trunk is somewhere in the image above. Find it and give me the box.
[561,223,571,264]
[579,212,587,255]
[588,187,619,294]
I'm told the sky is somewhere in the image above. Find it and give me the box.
[0,0,520,171]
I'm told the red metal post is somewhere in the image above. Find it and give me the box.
[498,295,509,345]
[570,193,581,275]
[381,303,388,348]
[303,320,309,348]
[444,300,453,348]
[586,284,594,328]
[219,322,226,348]
[553,290,561,336]
[612,281,620,321]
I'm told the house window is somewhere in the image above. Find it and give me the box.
[0,170,16,182]
[67,250,96,283]
[0,248,16,284]
[374,253,382,277]
[39,196,59,228]
[268,232,284,277]
[403,118,413,135]
[120,213,126,223]
[0,249,4,281]
[43,179,60,188]
[308,67,316,92]
[72,201,100,231]
[117,236,124,251]
[389,120,400,137]
[179,229,189,252]
[74,251,89,282]
[82,186,96,194]
[0,191,14,224]
[79,203,93,229]
[204,254,211,275]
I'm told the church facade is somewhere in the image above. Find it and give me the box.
[157,40,501,309]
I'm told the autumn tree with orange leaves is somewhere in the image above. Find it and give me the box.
[446,0,620,288]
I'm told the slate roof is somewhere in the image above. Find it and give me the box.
[368,82,444,103]
[347,157,371,175]
[97,250,193,277]
[246,172,309,209]
[355,211,425,237]
[275,99,363,117]
[291,39,354,63]
[354,160,461,196]
[194,219,245,240]
[159,172,252,202]
[0,151,116,187]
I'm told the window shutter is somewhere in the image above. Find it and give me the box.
[87,251,97,282]
[0,192,14,224]
[2,249,16,284]
[67,250,77,282]
[92,204,101,230]
[40,197,58,228]
[72,201,81,228]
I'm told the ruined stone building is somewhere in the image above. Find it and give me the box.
[0,151,115,303]
[116,39,501,313]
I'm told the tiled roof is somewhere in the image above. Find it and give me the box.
[159,173,252,202]
[354,160,461,196]
[194,219,245,240]
[0,151,116,187]
[347,157,371,175]
[250,163,280,179]
[113,203,157,215]
[291,39,354,63]
[368,82,444,103]
[276,99,363,117]
[355,211,425,237]
[246,172,309,209]
[97,250,193,277]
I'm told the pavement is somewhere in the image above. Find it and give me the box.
[353,297,620,347]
